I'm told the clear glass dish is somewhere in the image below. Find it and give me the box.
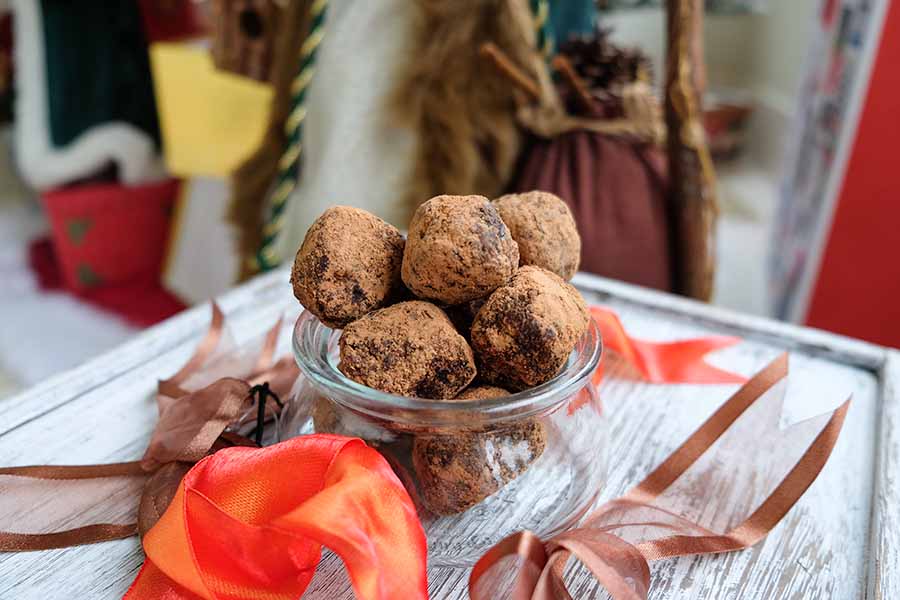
[279,310,607,568]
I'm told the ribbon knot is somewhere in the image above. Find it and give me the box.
[247,381,284,445]
[470,354,850,599]
[473,529,651,600]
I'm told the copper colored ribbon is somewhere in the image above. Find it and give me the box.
[0,303,298,552]
[0,462,146,551]
[470,354,851,599]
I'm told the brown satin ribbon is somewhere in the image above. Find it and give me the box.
[0,303,299,552]
[0,462,146,551]
[160,302,226,397]
[470,353,851,599]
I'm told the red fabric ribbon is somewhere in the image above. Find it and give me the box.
[590,306,746,385]
[125,435,428,600]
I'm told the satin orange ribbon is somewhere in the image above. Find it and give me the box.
[568,306,746,415]
[125,435,428,600]
[470,354,851,599]
[590,306,747,385]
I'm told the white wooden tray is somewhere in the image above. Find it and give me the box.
[0,270,896,599]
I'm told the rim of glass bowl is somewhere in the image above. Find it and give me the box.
[292,310,602,427]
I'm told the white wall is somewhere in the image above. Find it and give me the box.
[746,1,818,115]
[601,9,755,90]
[602,1,819,173]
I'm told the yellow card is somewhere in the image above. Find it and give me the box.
[150,43,273,178]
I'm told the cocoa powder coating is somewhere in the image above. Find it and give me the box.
[494,191,580,280]
[453,384,510,401]
[471,266,590,389]
[339,301,477,399]
[291,206,405,328]
[412,410,547,515]
[311,396,341,435]
[402,195,519,305]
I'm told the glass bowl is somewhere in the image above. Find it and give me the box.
[278,310,607,567]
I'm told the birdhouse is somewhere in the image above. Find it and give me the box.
[211,0,280,82]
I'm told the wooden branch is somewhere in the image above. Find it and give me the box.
[665,0,717,301]
[551,54,595,114]
[479,42,541,102]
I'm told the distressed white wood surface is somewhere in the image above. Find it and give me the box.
[868,351,899,598]
[0,270,893,599]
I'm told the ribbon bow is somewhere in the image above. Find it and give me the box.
[0,305,428,600]
[0,304,299,550]
[470,354,850,599]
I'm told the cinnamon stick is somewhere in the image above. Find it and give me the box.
[551,54,595,113]
[479,42,541,102]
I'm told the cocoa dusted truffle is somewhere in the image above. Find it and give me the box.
[494,191,580,280]
[454,384,509,401]
[311,396,398,446]
[311,396,341,434]
[402,195,519,305]
[339,301,477,399]
[443,297,488,340]
[412,414,547,515]
[291,206,405,328]
[471,266,590,389]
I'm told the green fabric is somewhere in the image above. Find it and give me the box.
[76,263,102,287]
[550,0,597,41]
[65,218,92,245]
[40,0,160,148]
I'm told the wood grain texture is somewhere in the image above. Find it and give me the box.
[0,269,890,599]
[868,351,900,599]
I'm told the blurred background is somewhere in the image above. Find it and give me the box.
[0,0,897,399]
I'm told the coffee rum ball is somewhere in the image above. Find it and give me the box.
[471,266,590,389]
[311,395,398,446]
[402,195,519,305]
[494,191,581,280]
[291,206,405,328]
[412,415,547,515]
[338,301,476,399]
[454,384,509,401]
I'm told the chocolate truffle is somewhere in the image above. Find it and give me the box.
[401,195,519,305]
[454,384,509,401]
[339,301,477,399]
[494,191,580,280]
[443,297,488,340]
[412,417,547,515]
[311,396,341,434]
[291,206,405,328]
[471,266,590,389]
[311,396,397,445]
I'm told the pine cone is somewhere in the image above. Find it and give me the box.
[557,26,653,93]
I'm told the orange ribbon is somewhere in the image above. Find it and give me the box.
[126,435,428,600]
[590,306,747,385]
[470,354,851,599]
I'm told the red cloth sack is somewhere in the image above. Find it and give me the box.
[512,96,673,292]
